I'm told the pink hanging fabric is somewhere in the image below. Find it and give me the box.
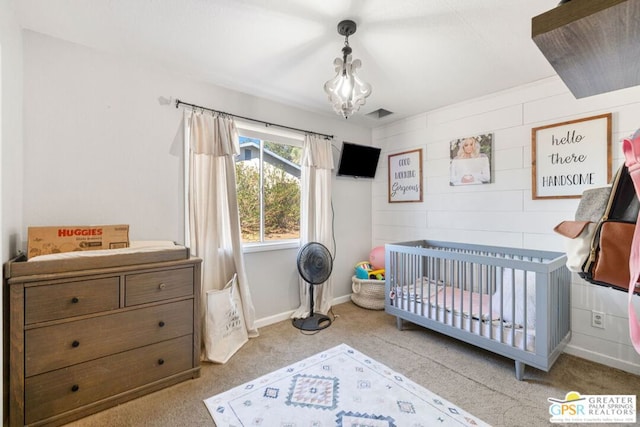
[622,130,640,354]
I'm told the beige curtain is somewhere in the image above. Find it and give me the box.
[292,134,334,318]
[186,111,258,361]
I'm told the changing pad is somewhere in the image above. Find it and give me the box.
[6,241,190,278]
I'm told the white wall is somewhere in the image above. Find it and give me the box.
[372,76,640,374]
[0,0,23,424]
[1,3,23,258]
[21,31,373,324]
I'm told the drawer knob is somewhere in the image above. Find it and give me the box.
[158,283,166,290]
[71,297,80,304]
[71,384,79,392]
[72,340,80,348]
[158,321,165,327]
[158,358,165,365]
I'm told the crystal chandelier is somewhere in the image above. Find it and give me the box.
[323,20,372,119]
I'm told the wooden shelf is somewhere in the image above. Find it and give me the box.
[532,0,640,98]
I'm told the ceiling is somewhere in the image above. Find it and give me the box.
[15,0,562,127]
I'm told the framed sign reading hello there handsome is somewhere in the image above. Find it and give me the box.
[532,113,612,199]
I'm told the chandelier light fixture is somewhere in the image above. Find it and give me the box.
[324,20,372,119]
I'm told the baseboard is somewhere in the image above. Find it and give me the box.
[564,344,640,376]
[332,294,353,306]
[255,310,295,329]
[254,294,353,329]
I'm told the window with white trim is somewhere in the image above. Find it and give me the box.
[236,127,302,245]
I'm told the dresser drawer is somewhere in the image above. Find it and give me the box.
[25,335,193,424]
[25,277,120,324]
[125,267,193,306]
[26,299,193,376]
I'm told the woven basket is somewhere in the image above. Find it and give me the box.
[351,275,385,310]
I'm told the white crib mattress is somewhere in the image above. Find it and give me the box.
[392,282,536,352]
[395,298,536,352]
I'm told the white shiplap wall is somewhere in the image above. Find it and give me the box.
[372,76,640,375]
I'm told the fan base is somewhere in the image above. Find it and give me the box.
[292,313,332,331]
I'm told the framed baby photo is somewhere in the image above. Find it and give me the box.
[449,133,493,186]
[388,148,423,203]
[531,113,611,199]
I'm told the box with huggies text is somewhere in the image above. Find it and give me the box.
[27,224,129,259]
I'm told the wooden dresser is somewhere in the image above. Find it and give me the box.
[5,250,202,427]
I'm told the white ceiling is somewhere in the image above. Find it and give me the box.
[16,0,562,127]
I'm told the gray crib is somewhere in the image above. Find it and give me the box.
[385,240,571,380]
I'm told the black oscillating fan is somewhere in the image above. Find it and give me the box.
[292,242,333,331]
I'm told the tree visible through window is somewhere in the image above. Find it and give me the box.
[235,136,301,243]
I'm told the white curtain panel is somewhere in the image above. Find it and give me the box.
[292,134,335,319]
[186,111,258,362]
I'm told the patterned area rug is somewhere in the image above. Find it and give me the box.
[204,343,489,426]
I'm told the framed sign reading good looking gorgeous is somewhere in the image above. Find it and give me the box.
[532,113,612,199]
[388,148,423,203]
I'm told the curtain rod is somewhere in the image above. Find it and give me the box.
[175,99,334,140]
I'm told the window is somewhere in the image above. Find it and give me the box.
[235,134,302,244]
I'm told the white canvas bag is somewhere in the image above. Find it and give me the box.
[204,274,248,363]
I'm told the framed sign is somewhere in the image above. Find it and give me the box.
[532,113,612,199]
[388,148,423,203]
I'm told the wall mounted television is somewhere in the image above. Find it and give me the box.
[336,142,381,178]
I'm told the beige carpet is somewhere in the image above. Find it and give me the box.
[66,301,639,427]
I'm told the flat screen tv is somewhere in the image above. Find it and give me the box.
[336,142,381,178]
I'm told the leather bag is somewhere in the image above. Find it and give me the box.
[580,164,640,294]
[590,221,635,289]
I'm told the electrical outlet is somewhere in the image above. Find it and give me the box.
[592,311,605,329]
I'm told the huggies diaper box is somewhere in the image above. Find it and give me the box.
[27,225,130,259]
